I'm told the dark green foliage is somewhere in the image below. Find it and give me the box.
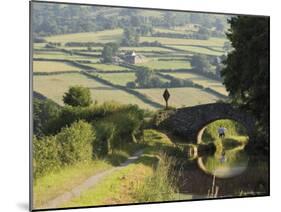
[93,122,116,157]
[191,55,212,73]
[33,135,60,178]
[93,105,144,157]
[221,16,269,141]
[56,120,95,165]
[126,81,136,88]
[63,86,93,107]
[101,42,119,63]
[33,120,96,178]
[33,98,61,137]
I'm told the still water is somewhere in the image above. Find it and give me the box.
[178,142,269,199]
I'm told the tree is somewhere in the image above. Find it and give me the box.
[135,67,153,87]
[221,16,269,142]
[191,55,211,73]
[101,42,119,63]
[63,86,92,107]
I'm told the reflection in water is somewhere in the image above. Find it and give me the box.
[178,141,269,199]
[198,147,249,178]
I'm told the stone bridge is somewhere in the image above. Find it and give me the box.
[155,103,256,143]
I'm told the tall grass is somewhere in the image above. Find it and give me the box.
[133,153,180,202]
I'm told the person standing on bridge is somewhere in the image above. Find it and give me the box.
[218,126,227,138]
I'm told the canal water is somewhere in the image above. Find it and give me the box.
[177,141,269,199]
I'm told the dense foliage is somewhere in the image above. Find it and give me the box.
[32,2,228,38]
[221,16,269,141]
[63,86,93,107]
[101,43,119,63]
[33,120,95,178]
[33,98,60,137]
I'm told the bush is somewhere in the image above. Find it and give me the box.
[93,105,144,155]
[33,98,61,137]
[49,102,138,134]
[93,121,116,157]
[33,135,60,178]
[56,120,95,165]
[63,86,93,107]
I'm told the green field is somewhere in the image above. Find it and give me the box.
[154,27,191,35]
[33,73,155,110]
[140,36,226,47]
[97,73,136,86]
[135,87,219,108]
[33,51,100,62]
[120,46,175,53]
[33,61,81,73]
[45,28,123,44]
[168,45,224,56]
[165,72,228,96]
[86,63,132,71]
[136,60,191,70]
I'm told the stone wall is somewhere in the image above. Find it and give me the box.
[156,103,256,143]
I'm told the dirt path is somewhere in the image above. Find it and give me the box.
[41,150,144,209]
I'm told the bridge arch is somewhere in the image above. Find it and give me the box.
[156,103,256,143]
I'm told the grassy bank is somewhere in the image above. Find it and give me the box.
[60,129,182,208]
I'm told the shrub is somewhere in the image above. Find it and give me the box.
[33,135,60,178]
[56,120,95,165]
[63,86,93,107]
[93,121,116,157]
[33,98,61,137]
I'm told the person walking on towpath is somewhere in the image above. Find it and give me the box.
[218,126,227,138]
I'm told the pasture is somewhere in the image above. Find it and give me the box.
[165,72,228,96]
[136,60,191,70]
[33,73,156,110]
[168,45,224,56]
[33,51,99,62]
[33,61,81,73]
[140,36,227,47]
[135,87,219,108]
[120,46,175,53]
[96,73,136,86]
[86,63,131,71]
[45,28,123,44]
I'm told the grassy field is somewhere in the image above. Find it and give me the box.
[154,27,190,35]
[136,60,191,70]
[33,161,113,208]
[33,61,81,73]
[45,28,123,44]
[33,51,100,62]
[135,87,219,108]
[168,45,224,56]
[165,72,228,96]
[120,46,175,53]
[140,36,226,47]
[33,73,156,110]
[86,63,132,71]
[97,73,136,86]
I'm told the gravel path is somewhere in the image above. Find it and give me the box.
[41,149,144,209]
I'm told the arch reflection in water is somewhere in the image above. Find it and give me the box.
[197,119,249,178]
[197,148,249,178]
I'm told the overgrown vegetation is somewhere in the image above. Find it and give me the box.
[221,16,269,145]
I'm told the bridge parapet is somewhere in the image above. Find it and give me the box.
[155,103,256,143]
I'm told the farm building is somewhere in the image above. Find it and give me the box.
[123,51,146,64]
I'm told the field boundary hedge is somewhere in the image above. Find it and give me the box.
[81,71,163,109]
